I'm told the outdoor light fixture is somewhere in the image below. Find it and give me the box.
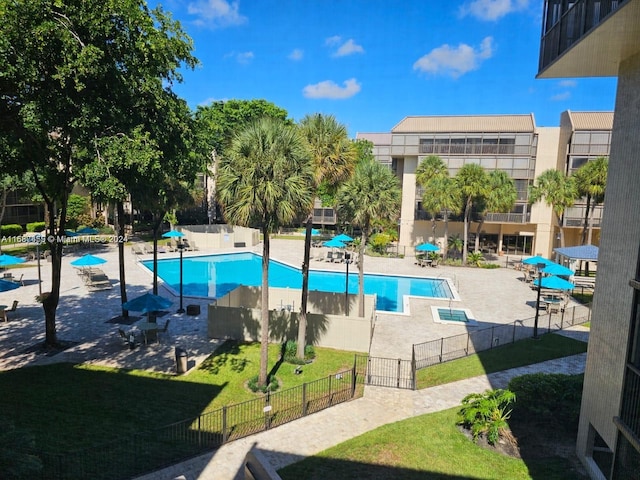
[533,261,546,339]
[177,242,185,314]
[344,252,351,316]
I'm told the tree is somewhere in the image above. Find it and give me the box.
[473,170,517,254]
[216,117,314,387]
[573,157,608,245]
[529,170,577,248]
[0,0,197,346]
[296,114,356,359]
[454,164,489,265]
[416,156,461,259]
[335,158,401,317]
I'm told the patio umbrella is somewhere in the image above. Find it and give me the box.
[333,233,353,243]
[122,292,173,314]
[415,242,439,252]
[0,279,20,292]
[64,230,80,237]
[522,255,555,266]
[542,263,574,276]
[161,230,185,238]
[324,238,346,249]
[76,227,99,235]
[533,275,575,290]
[0,254,25,267]
[70,254,107,267]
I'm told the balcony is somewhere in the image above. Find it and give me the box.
[312,208,336,225]
[618,363,640,442]
[484,212,530,224]
[563,204,603,228]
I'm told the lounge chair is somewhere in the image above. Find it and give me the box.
[333,251,344,263]
[325,251,334,262]
[131,244,145,255]
[182,239,198,251]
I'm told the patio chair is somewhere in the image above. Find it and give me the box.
[325,251,334,262]
[118,328,138,348]
[430,258,439,268]
[12,273,24,286]
[158,319,170,343]
[333,251,344,263]
[131,244,144,255]
[0,300,18,322]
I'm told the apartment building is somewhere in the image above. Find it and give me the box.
[537,0,640,478]
[357,109,611,259]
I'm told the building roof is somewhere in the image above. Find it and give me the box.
[566,111,614,130]
[355,132,392,144]
[554,244,599,261]
[391,114,536,133]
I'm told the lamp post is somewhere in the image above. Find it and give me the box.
[533,262,546,339]
[344,252,351,316]
[177,242,185,313]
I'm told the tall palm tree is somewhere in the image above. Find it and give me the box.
[473,170,518,253]
[454,164,489,265]
[529,169,577,248]
[296,114,356,359]
[335,158,401,317]
[416,156,461,259]
[216,117,314,387]
[573,156,608,245]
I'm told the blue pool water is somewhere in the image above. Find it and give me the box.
[142,252,453,313]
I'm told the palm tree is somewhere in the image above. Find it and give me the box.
[454,164,489,265]
[573,156,608,245]
[448,234,463,258]
[473,170,517,254]
[335,158,401,317]
[529,169,577,248]
[216,117,314,387]
[297,114,356,359]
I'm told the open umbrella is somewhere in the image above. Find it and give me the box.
[122,292,173,314]
[334,233,353,243]
[522,255,555,266]
[161,230,185,238]
[64,230,80,237]
[533,275,575,290]
[76,227,99,235]
[0,279,20,292]
[324,238,346,249]
[416,242,439,252]
[542,263,574,276]
[70,254,107,267]
[0,254,25,267]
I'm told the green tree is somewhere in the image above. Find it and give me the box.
[297,114,356,359]
[573,156,608,245]
[529,170,577,248]
[416,156,461,259]
[473,170,517,255]
[0,0,197,346]
[335,158,401,317]
[216,117,314,387]
[454,164,489,265]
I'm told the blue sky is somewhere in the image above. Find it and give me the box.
[155,0,617,136]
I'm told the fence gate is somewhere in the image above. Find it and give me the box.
[357,355,415,390]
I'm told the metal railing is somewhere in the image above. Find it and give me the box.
[619,364,640,440]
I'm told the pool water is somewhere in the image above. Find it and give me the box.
[142,252,453,313]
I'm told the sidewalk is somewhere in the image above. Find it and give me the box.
[136,330,588,480]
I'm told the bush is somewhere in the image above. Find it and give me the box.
[26,222,46,233]
[480,263,501,269]
[457,389,516,445]
[282,340,316,365]
[247,374,279,393]
[1,224,23,237]
[369,233,392,255]
[508,373,583,432]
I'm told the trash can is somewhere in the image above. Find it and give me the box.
[175,347,188,374]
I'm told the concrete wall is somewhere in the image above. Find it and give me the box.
[179,225,259,250]
[208,286,375,352]
[576,50,640,471]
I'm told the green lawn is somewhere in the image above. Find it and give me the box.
[416,333,587,389]
[278,407,584,480]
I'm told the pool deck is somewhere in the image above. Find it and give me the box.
[0,238,575,371]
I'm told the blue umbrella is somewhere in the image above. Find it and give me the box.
[162,230,185,238]
[522,255,555,266]
[533,275,575,290]
[76,227,99,235]
[122,293,173,314]
[416,243,439,252]
[334,233,353,243]
[324,238,346,248]
[64,230,80,237]
[0,279,20,292]
[542,263,574,276]
[0,254,25,267]
[70,254,107,267]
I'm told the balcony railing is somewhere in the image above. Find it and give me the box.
[484,212,530,223]
[619,363,640,441]
[312,208,336,225]
[563,204,604,228]
[419,144,518,155]
[539,0,626,72]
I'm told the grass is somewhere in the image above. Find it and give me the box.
[416,333,587,389]
[278,407,584,480]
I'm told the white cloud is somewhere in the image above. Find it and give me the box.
[459,0,529,21]
[558,79,577,88]
[551,91,571,101]
[325,35,342,46]
[187,0,247,28]
[303,78,361,99]
[224,51,254,64]
[288,49,304,61]
[334,39,365,57]
[413,37,494,78]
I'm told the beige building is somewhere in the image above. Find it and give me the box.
[358,110,611,259]
[538,0,640,478]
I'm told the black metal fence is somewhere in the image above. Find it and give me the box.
[36,366,363,480]
[413,302,592,369]
[354,355,415,390]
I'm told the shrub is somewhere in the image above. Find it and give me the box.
[282,340,316,365]
[1,224,23,237]
[457,389,516,445]
[247,374,279,393]
[508,373,583,432]
[480,263,501,269]
[369,233,392,255]
[466,251,485,267]
[26,222,46,233]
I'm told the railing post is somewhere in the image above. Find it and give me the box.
[302,383,307,416]
[466,333,470,355]
[328,373,332,405]
[222,405,228,443]
[411,349,417,390]
[397,358,402,388]
[512,320,517,344]
[440,338,444,363]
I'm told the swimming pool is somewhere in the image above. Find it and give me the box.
[142,252,454,313]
